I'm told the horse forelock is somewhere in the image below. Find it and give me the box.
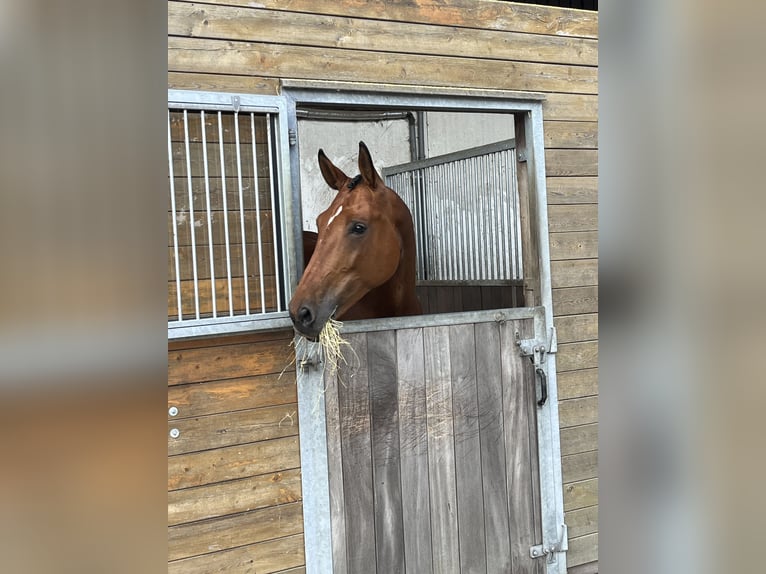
[347,174,363,190]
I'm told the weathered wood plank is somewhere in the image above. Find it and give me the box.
[168,275,279,320]
[549,231,598,261]
[338,333,376,573]
[324,349,347,574]
[545,149,598,176]
[424,326,460,574]
[552,286,598,316]
[168,337,294,385]
[546,176,598,205]
[565,505,598,539]
[168,532,305,574]
[168,374,296,419]
[169,71,280,94]
[567,532,598,567]
[170,243,276,282]
[168,37,598,95]
[169,176,274,212]
[186,0,599,38]
[559,396,599,429]
[168,468,302,526]
[559,423,598,457]
[169,2,598,66]
[367,330,405,573]
[543,121,598,149]
[167,403,299,456]
[168,208,275,247]
[543,93,598,121]
[557,341,598,372]
[449,323,487,573]
[169,108,269,144]
[563,478,598,511]
[168,435,300,490]
[557,368,598,400]
[396,328,433,574]
[168,328,292,352]
[548,204,597,232]
[554,313,598,343]
[551,259,598,289]
[562,450,598,484]
[474,321,512,572]
[500,320,538,574]
[168,501,303,561]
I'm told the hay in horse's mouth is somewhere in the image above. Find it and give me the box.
[318,318,350,375]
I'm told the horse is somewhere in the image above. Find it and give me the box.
[289,141,421,339]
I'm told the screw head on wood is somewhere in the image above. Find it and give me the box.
[169,428,180,439]
[168,406,178,417]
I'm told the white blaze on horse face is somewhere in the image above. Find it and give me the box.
[325,205,343,229]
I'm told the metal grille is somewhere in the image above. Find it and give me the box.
[167,105,285,324]
[383,140,522,282]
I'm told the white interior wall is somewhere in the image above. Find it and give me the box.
[424,112,515,156]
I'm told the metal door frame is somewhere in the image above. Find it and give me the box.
[284,82,567,574]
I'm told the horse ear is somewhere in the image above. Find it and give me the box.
[358,141,383,189]
[318,149,348,191]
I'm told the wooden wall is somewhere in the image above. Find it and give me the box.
[169,0,598,570]
[168,330,305,573]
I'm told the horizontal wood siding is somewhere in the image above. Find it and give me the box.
[168,329,304,572]
[168,0,598,568]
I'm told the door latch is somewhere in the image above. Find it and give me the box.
[530,523,568,562]
[515,327,557,407]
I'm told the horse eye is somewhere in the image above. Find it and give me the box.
[350,222,367,235]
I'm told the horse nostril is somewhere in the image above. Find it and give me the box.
[297,306,314,327]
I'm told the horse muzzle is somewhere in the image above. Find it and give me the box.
[288,300,335,340]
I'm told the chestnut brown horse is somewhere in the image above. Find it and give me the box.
[289,142,421,339]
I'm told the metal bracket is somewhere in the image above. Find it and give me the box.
[288,128,298,146]
[530,523,568,562]
[517,149,528,162]
[231,95,241,112]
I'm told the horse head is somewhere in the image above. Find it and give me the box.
[289,142,420,339]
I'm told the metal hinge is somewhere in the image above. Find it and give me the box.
[530,524,568,562]
[231,95,240,112]
[517,149,528,162]
[289,128,297,146]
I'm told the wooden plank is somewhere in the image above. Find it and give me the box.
[543,93,598,121]
[168,468,302,526]
[423,326,460,574]
[549,231,598,261]
[562,450,598,483]
[169,242,276,282]
[169,37,598,95]
[169,71,280,94]
[557,368,598,400]
[168,207,275,247]
[396,328,433,574]
[273,568,306,574]
[186,0,599,38]
[170,138,270,178]
[565,505,598,539]
[474,321,512,572]
[554,314,598,343]
[169,176,274,212]
[168,501,303,561]
[168,328,293,351]
[324,348,347,574]
[559,423,598,457]
[167,403,299,456]
[168,435,300,490]
[168,275,279,319]
[567,532,598,567]
[548,204,597,232]
[543,121,598,149]
[169,108,269,144]
[169,2,598,66]
[500,320,538,574]
[551,259,598,289]
[546,176,598,205]
[557,341,598,372]
[367,330,405,573]
[338,333,376,573]
[559,396,598,429]
[552,286,598,316]
[563,478,598,511]
[168,532,305,574]
[545,149,598,176]
[168,337,294,385]
[449,323,487,573]
[168,374,297,419]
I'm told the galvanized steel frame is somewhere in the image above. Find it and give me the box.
[285,85,567,574]
[167,90,297,340]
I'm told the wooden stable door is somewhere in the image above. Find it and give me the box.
[320,316,543,574]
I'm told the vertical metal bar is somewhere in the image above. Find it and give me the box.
[446,161,456,281]
[167,111,183,321]
[513,149,523,280]
[487,152,497,281]
[218,111,234,316]
[251,113,267,313]
[200,110,217,318]
[266,114,283,312]
[497,150,509,280]
[470,156,481,281]
[501,149,514,280]
[234,111,251,315]
[183,110,201,320]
